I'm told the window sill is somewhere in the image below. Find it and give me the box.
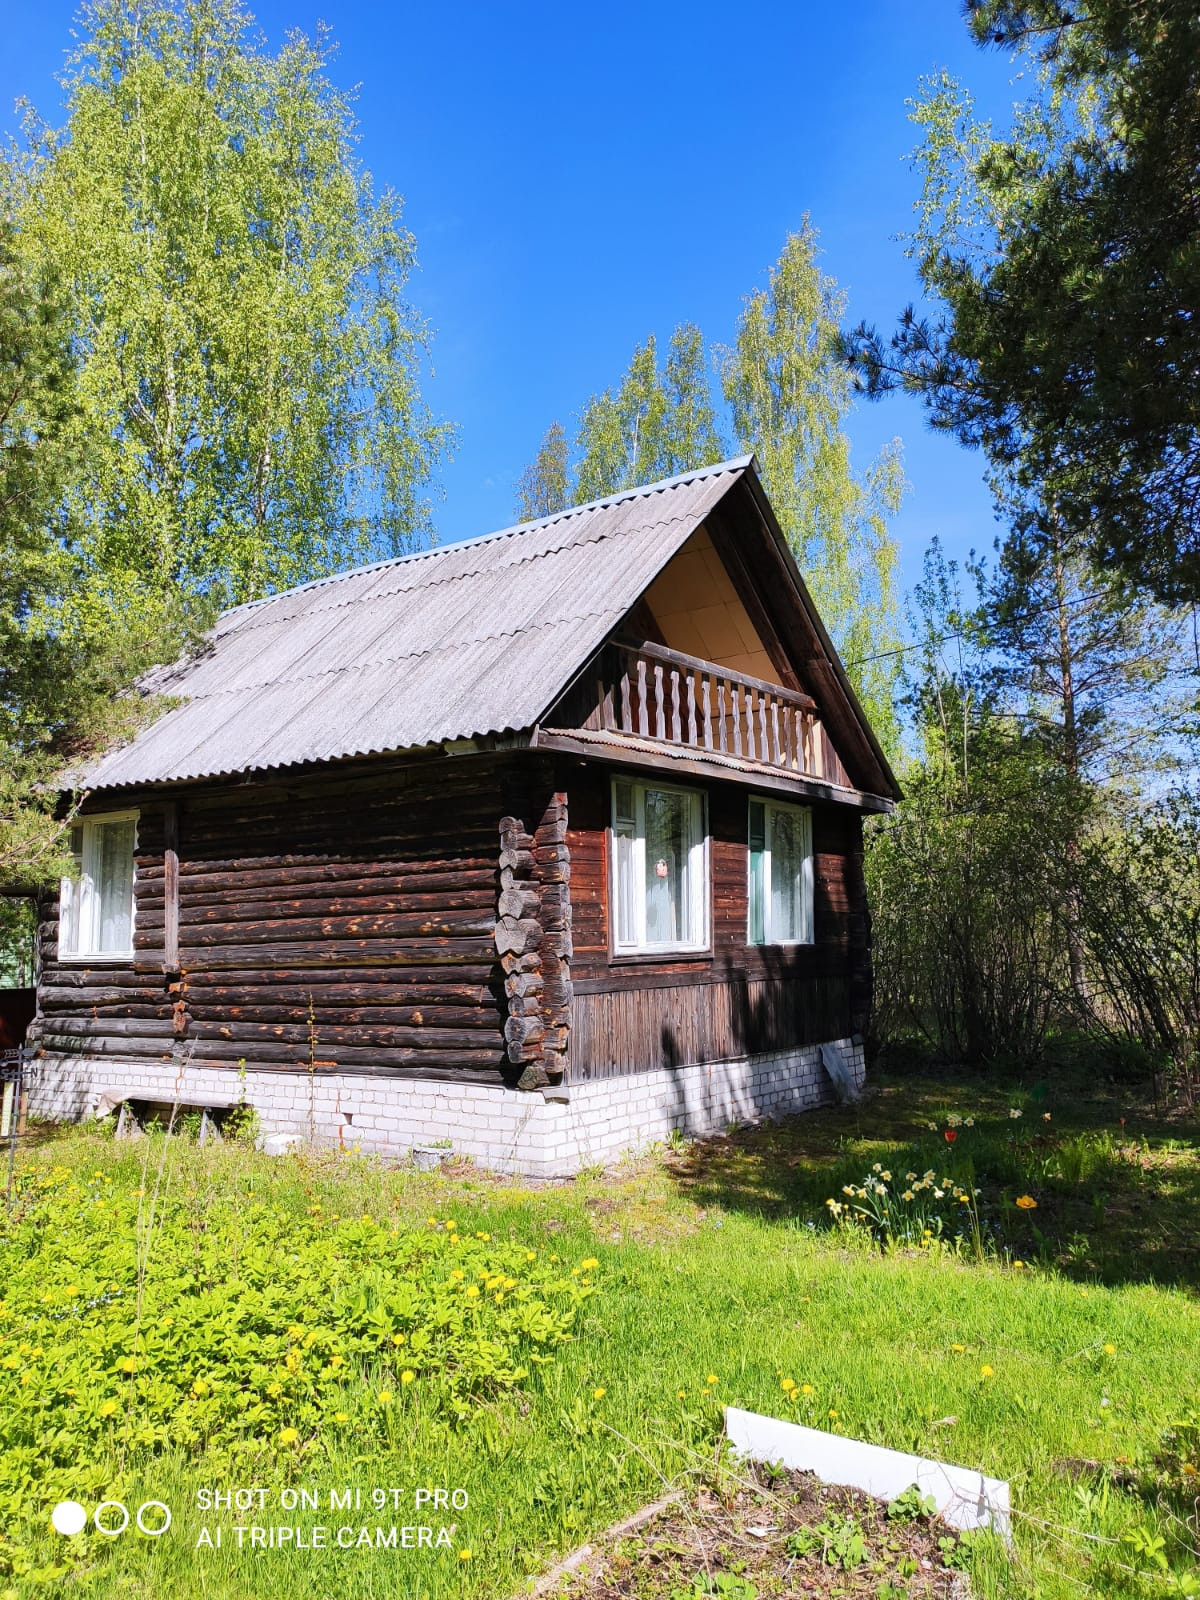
[610,949,713,966]
[57,952,136,965]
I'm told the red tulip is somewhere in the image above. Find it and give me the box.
[944,1129,957,1143]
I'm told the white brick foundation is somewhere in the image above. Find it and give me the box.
[26,1039,864,1178]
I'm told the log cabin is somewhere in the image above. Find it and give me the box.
[27,456,900,1175]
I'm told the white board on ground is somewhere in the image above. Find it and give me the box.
[725,1406,1010,1538]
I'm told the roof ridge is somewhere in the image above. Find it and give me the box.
[222,454,754,620]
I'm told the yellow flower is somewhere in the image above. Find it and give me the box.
[427,1217,438,1226]
[800,1384,815,1396]
[1014,1195,1038,1210]
[450,1269,465,1282]
[465,1286,480,1299]
[475,1231,490,1241]
[327,1354,344,1369]
[63,1285,79,1297]
[191,1378,210,1397]
[581,1257,599,1271]
[592,1387,606,1401]
[980,1365,995,1379]
[279,1426,299,1445]
[1013,1260,1026,1269]
[705,1374,718,1386]
[678,1390,686,1399]
[458,1549,472,1561]
[401,1370,415,1385]
[1103,1343,1116,1355]
[828,1409,839,1419]
[1,1355,17,1369]
[525,1251,536,1261]
[379,1391,393,1405]
[781,1378,797,1393]
[99,1398,119,1417]
[334,1411,349,1423]
[118,1357,137,1373]
[951,1343,965,1353]
[391,1331,406,1345]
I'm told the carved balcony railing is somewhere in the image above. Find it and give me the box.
[578,640,848,786]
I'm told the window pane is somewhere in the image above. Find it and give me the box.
[59,828,85,956]
[769,805,805,943]
[614,823,637,949]
[95,819,136,954]
[748,801,766,946]
[645,788,701,946]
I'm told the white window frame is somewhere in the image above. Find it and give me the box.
[747,796,814,947]
[58,810,139,962]
[609,777,709,956]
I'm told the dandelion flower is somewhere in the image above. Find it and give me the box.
[1103,1343,1116,1356]
[706,1374,718,1386]
[334,1411,349,1423]
[781,1378,797,1393]
[465,1286,480,1299]
[581,1258,599,1271]
[63,1285,79,1297]
[951,1343,965,1353]
[118,1357,137,1373]
[592,1387,606,1401]
[401,1370,415,1385]
[475,1231,491,1241]
[280,1427,299,1445]
[828,1409,839,1420]
[1014,1195,1037,1210]
[801,1384,815,1396]
[99,1398,119,1417]
[379,1391,393,1405]
[980,1365,995,1379]
[458,1548,472,1561]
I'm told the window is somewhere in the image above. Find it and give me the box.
[59,812,138,960]
[611,779,707,953]
[748,797,813,945]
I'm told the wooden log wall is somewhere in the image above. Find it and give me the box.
[563,763,871,1081]
[33,756,572,1088]
[493,794,573,1089]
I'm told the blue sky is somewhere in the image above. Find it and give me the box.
[0,0,1025,598]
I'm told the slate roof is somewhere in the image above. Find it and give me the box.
[82,458,755,790]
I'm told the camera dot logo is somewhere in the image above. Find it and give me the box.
[51,1502,88,1537]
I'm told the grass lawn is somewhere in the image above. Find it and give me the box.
[1,1068,1197,1600]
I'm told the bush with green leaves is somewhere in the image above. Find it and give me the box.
[0,1157,596,1558]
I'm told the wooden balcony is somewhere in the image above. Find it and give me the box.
[571,640,849,787]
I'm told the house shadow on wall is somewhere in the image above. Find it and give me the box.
[649,945,857,1148]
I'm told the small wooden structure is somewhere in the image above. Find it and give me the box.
[28,457,899,1172]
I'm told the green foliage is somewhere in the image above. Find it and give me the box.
[719,224,905,753]
[514,420,570,520]
[845,1,1200,604]
[10,0,449,613]
[573,324,726,503]
[825,1163,982,1252]
[786,1513,867,1570]
[0,1162,592,1576]
[887,1484,938,1522]
[671,1574,758,1600]
[520,227,906,761]
[1075,789,1200,1100]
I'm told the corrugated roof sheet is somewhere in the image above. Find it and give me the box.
[83,457,753,790]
